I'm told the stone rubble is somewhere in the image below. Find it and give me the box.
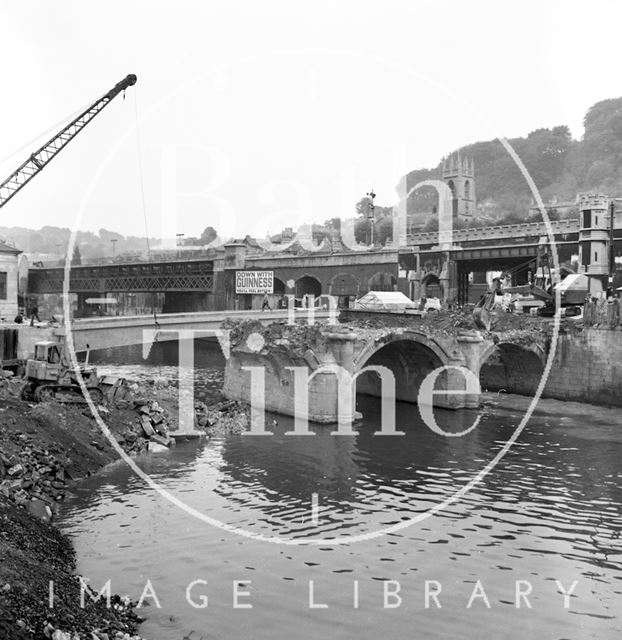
[0,432,72,521]
[0,377,256,522]
[194,399,250,436]
[0,363,261,639]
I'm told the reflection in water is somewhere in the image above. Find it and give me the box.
[59,341,622,640]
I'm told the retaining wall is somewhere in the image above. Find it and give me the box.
[481,328,622,407]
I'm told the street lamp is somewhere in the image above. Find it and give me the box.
[176,233,184,258]
[610,198,622,276]
[366,189,376,246]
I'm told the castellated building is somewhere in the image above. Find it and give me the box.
[441,152,475,218]
[396,152,476,231]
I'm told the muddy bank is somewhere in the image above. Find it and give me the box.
[0,392,148,639]
[0,373,255,640]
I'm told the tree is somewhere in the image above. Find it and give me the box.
[98,228,123,243]
[355,197,374,218]
[199,226,218,245]
[375,216,393,245]
[71,245,82,265]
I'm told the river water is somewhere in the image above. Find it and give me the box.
[57,341,622,639]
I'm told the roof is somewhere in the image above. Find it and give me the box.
[355,290,416,311]
[0,239,21,255]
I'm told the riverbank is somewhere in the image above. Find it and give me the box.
[0,371,255,639]
[0,391,151,639]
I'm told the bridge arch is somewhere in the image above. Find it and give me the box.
[479,341,545,396]
[354,331,453,405]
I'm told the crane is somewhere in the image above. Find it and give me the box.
[0,73,137,209]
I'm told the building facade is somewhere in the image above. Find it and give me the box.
[0,240,21,319]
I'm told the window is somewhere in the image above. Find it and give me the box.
[583,210,592,228]
[595,251,598,263]
[0,272,6,300]
[580,242,590,266]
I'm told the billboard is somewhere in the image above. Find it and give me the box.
[235,270,274,294]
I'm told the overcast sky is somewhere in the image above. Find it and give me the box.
[0,0,620,243]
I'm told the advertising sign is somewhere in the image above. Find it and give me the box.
[235,270,274,294]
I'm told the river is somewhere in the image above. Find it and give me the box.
[57,340,622,639]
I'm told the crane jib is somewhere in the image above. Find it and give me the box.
[0,74,137,210]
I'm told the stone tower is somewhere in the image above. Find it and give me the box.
[578,193,610,295]
[441,152,475,218]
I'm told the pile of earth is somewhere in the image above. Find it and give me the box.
[195,399,250,436]
[221,317,329,357]
[0,394,146,639]
[343,307,585,340]
[0,370,263,639]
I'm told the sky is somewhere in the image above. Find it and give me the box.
[1,0,621,245]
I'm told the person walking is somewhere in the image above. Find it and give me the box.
[261,293,271,311]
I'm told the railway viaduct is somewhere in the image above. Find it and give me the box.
[27,217,616,315]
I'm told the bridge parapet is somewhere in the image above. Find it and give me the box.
[52,309,335,352]
[407,218,579,246]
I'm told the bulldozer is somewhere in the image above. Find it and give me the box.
[20,340,108,404]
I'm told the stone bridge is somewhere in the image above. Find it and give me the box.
[16,309,335,354]
[223,322,549,424]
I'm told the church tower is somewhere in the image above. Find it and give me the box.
[441,152,475,219]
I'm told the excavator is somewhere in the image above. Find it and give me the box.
[1,74,137,402]
[472,242,584,330]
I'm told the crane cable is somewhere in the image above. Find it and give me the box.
[132,87,151,261]
[132,88,161,373]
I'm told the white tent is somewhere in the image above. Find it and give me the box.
[354,291,416,312]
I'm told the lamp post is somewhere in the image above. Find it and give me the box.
[110,238,117,260]
[366,189,376,246]
[611,198,622,278]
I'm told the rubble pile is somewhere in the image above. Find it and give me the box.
[345,307,587,341]
[222,318,328,356]
[0,434,70,522]
[342,309,476,332]
[119,397,173,455]
[0,373,259,638]
[194,399,250,436]
[0,378,254,525]
[0,370,27,400]
[0,396,148,639]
